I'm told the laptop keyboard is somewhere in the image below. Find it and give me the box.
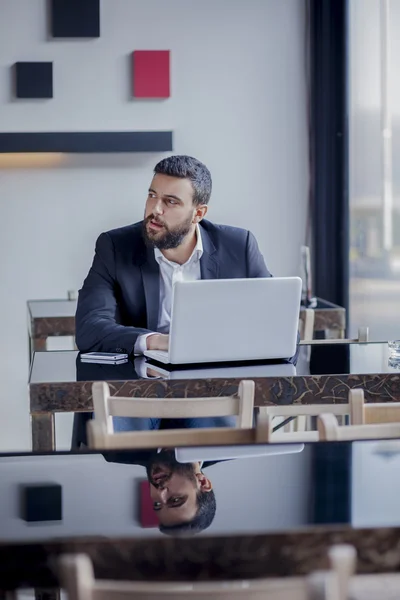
[147,350,169,362]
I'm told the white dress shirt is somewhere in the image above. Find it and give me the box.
[134,224,203,354]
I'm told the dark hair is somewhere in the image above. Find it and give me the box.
[154,155,212,206]
[159,489,216,536]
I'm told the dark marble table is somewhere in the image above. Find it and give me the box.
[28,341,400,451]
[2,527,400,591]
[28,299,76,354]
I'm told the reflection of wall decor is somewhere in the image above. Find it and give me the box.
[51,0,100,38]
[138,480,158,528]
[20,483,62,523]
[132,50,170,98]
[15,62,53,99]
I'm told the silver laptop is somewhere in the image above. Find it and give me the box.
[144,277,302,365]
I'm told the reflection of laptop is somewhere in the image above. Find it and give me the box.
[145,361,296,380]
[176,443,304,462]
[144,277,302,365]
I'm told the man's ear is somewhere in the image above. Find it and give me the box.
[196,472,213,492]
[193,204,208,223]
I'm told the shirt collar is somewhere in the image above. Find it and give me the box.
[154,223,203,265]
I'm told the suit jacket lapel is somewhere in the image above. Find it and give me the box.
[138,246,160,331]
[200,225,219,280]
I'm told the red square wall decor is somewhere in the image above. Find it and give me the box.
[132,50,170,98]
[139,480,159,528]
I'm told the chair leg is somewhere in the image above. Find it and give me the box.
[34,589,60,600]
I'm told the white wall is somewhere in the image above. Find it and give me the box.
[0,0,308,451]
[352,440,400,527]
[0,449,312,541]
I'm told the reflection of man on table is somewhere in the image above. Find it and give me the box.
[105,448,218,534]
[76,155,272,432]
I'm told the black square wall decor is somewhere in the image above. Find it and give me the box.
[51,0,100,38]
[15,62,53,99]
[20,483,62,523]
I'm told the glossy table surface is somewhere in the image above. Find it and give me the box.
[29,342,400,384]
[2,438,400,591]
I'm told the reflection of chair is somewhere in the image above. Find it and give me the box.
[58,544,355,599]
[318,388,400,440]
[87,380,256,449]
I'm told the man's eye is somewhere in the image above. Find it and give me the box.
[172,497,181,504]
[153,502,161,509]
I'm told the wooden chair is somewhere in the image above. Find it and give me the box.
[299,308,315,342]
[318,388,400,441]
[256,414,319,442]
[57,544,355,600]
[318,412,400,441]
[348,388,400,425]
[87,380,258,449]
[258,402,350,443]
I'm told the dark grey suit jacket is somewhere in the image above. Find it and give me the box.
[76,219,271,353]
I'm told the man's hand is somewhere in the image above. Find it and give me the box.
[146,333,169,351]
[146,367,165,379]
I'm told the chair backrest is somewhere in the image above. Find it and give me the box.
[58,553,345,600]
[261,403,350,419]
[261,385,400,443]
[349,389,400,425]
[87,380,256,449]
[300,308,315,342]
[318,413,400,441]
[257,414,320,443]
[258,401,349,443]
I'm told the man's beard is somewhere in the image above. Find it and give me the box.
[146,449,197,487]
[142,213,193,250]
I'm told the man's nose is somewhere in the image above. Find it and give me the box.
[159,488,168,502]
[153,200,163,215]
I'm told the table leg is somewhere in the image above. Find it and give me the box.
[33,337,47,351]
[31,413,56,452]
[34,589,60,600]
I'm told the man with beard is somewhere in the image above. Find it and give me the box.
[76,155,273,431]
[104,448,218,534]
[76,154,271,358]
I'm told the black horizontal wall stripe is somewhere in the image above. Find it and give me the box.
[0,131,173,153]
